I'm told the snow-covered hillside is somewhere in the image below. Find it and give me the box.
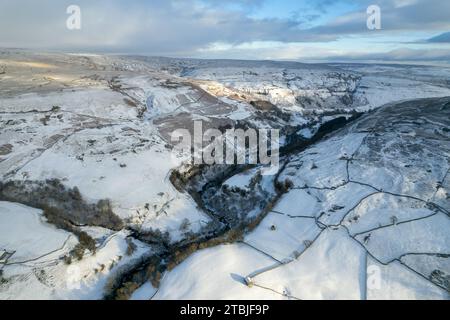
[144,97,450,300]
[0,50,449,300]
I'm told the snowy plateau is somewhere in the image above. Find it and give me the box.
[0,50,449,300]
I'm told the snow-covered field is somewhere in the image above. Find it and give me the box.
[0,50,449,300]
[0,202,151,300]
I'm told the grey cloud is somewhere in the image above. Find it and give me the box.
[323,47,450,62]
[291,0,450,40]
[0,0,449,57]
[0,0,307,54]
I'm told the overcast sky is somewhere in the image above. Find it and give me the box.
[1,0,450,63]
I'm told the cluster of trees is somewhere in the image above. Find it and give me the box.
[0,179,123,230]
[275,178,294,194]
[0,179,126,264]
